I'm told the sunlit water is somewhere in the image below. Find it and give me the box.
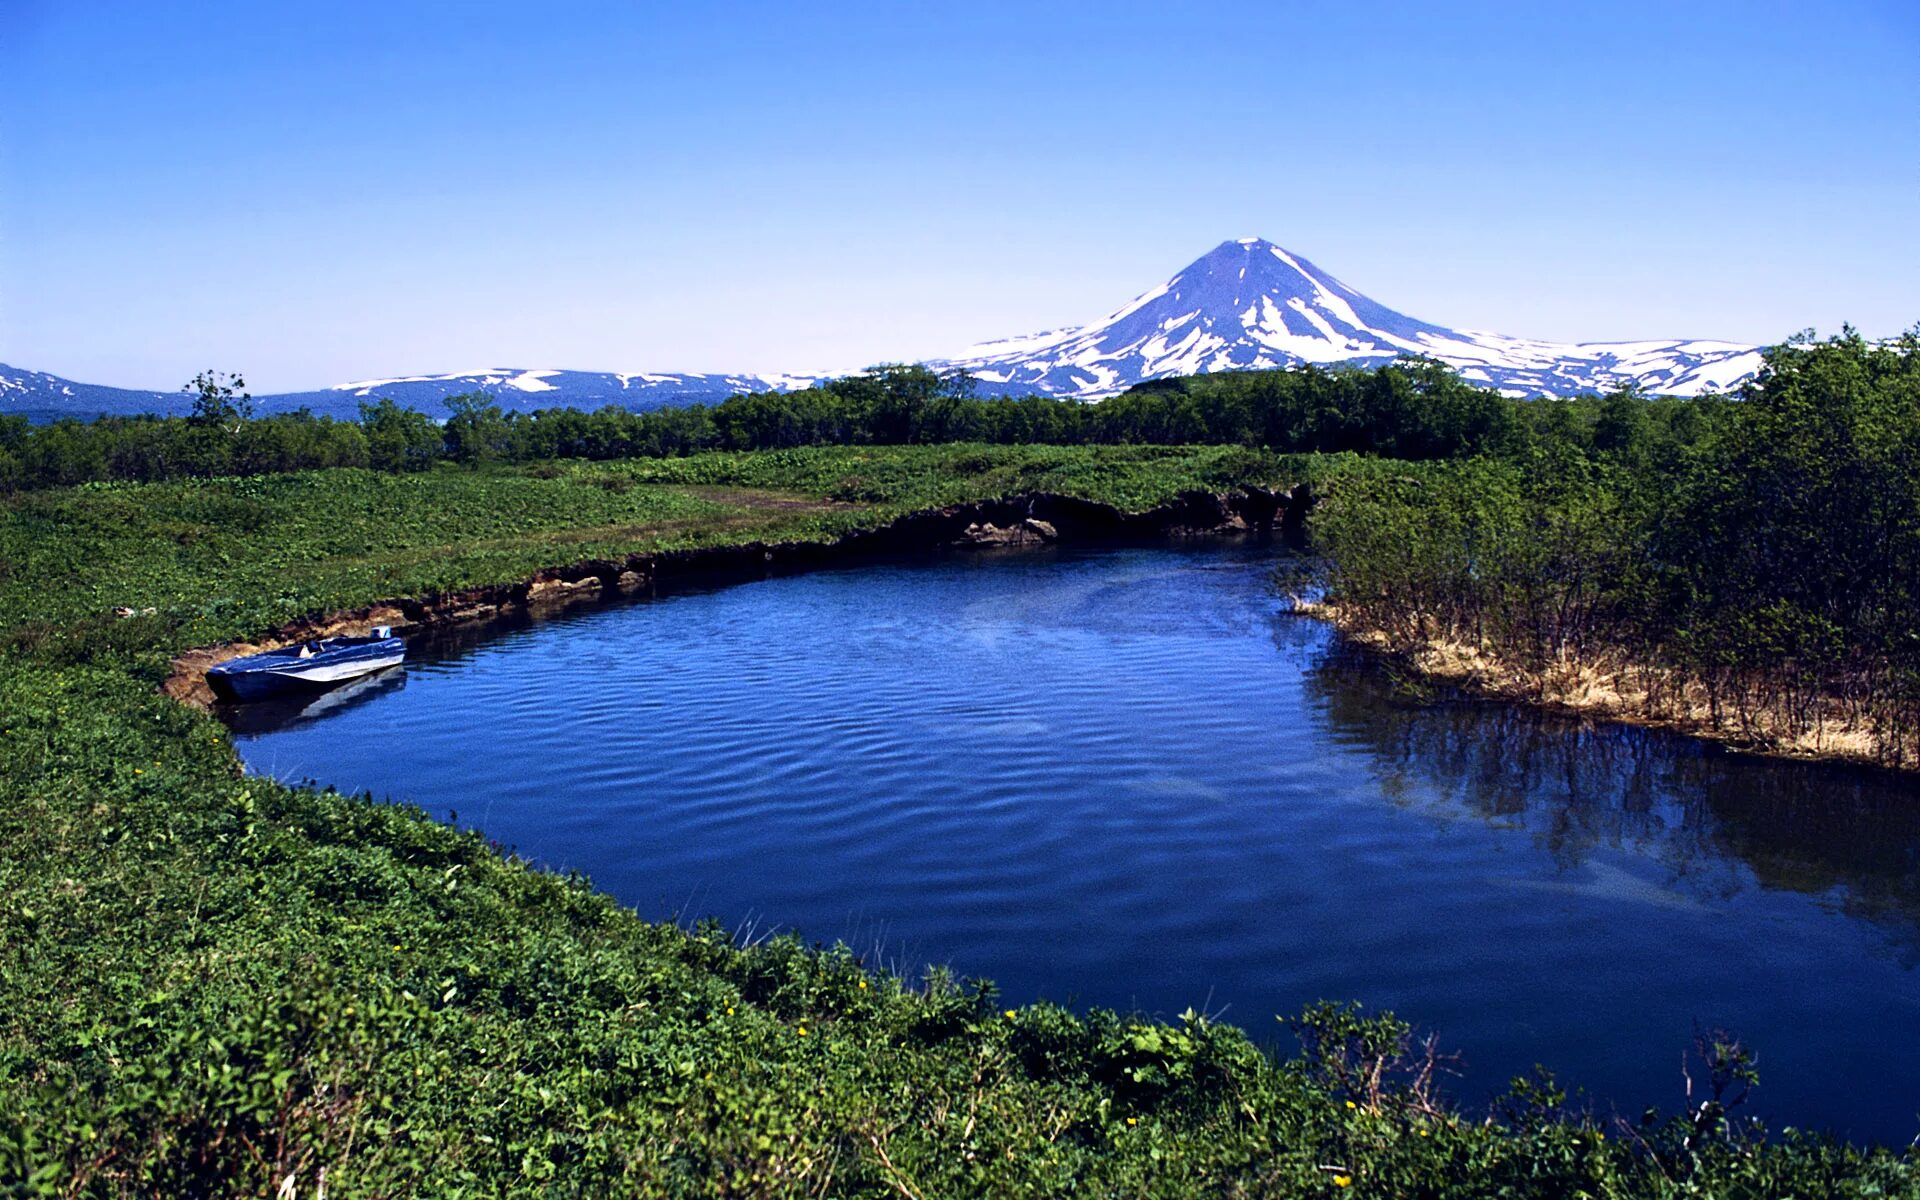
[230,543,1920,1142]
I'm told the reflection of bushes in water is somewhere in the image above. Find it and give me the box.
[1701,762,1920,951]
[1300,642,1920,942]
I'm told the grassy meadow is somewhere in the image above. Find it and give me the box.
[3,443,1915,1196]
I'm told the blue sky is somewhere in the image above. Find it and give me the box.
[3,0,1916,391]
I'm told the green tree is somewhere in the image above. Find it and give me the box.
[441,392,512,463]
[359,398,444,471]
[184,369,253,430]
[1591,385,1652,465]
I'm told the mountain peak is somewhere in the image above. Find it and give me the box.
[1196,236,1303,269]
[1172,237,1373,309]
[1203,235,1320,263]
[940,239,1764,400]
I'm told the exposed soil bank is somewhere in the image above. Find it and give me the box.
[165,487,1296,707]
[1299,601,1916,774]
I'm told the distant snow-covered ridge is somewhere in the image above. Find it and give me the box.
[315,367,829,417]
[0,365,829,421]
[330,367,825,400]
[0,237,1771,420]
[0,365,176,421]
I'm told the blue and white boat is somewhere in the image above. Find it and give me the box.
[207,627,407,702]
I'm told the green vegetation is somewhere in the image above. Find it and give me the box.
[4,424,1917,1190]
[0,358,1529,492]
[1308,330,1920,766]
[0,444,1300,644]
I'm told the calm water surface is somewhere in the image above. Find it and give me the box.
[230,544,1920,1142]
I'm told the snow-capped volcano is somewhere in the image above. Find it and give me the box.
[939,238,1763,398]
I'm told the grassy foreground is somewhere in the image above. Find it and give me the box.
[3,445,1914,1196]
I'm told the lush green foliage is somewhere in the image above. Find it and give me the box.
[4,437,1915,1192]
[0,444,1303,646]
[1309,330,1920,764]
[11,660,1907,1196]
[357,399,443,473]
[0,408,375,490]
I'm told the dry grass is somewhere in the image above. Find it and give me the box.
[1309,603,1909,771]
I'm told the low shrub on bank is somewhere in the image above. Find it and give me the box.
[1308,331,1920,767]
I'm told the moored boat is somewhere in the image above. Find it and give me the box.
[207,627,407,702]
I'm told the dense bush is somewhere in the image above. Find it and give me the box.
[1309,329,1920,765]
[0,408,373,490]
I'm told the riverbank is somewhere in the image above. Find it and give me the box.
[4,445,1915,1196]
[161,481,1294,708]
[1300,601,1911,773]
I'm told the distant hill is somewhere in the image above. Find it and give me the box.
[306,368,825,417]
[1,237,1770,421]
[0,365,821,422]
[0,364,179,422]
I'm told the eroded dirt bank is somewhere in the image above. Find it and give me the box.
[165,487,1297,707]
[1297,601,1917,773]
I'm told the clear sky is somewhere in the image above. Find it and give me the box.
[2,0,1916,392]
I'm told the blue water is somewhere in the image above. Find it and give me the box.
[230,544,1920,1143]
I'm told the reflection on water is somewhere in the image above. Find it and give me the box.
[227,544,1920,1143]
[1306,653,1920,961]
[217,666,408,736]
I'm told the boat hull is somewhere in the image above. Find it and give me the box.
[208,639,407,702]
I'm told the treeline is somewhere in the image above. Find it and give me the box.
[1,359,1679,491]
[1309,329,1920,766]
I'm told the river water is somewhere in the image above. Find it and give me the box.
[228,543,1920,1142]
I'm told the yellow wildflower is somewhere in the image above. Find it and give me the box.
[1004,1010,1017,1020]
[1126,1117,1137,1126]
[797,1026,808,1036]
[858,980,867,989]
[1344,1100,1356,1110]
[1333,1176,1352,1188]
